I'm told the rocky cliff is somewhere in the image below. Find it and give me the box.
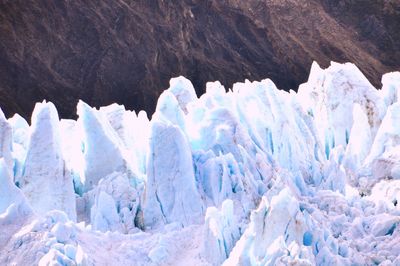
[0,0,399,119]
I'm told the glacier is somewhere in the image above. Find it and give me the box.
[0,61,400,265]
[21,102,77,221]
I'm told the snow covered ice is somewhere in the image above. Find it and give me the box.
[1,61,400,265]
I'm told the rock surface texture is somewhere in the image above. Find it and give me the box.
[0,0,399,118]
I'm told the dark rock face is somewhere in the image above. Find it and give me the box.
[0,0,399,119]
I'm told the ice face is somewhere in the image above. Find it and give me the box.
[8,114,30,185]
[91,191,121,232]
[298,62,385,158]
[0,109,13,175]
[143,119,203,228]
[380,72,400,107]
[59,119,86,195]
[77,100,133,191]
[366,102,400,163]
[344,104,372,174]
[196,152,242,207]
[224,188,312,265]
[99,103,150,178]
[86,171,142,233]
[1,61,400,265]
[202,199,240,265]
[167,76,197,114]
[8,113,30,149]
[363,102,400,185]
[0,158,31,214]
[21,101,76,221]
[153,90,186,129]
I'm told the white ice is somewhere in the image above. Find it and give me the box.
[20,101,76,221]
[0,62,400,265]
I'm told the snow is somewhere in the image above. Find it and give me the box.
[1,61,400,265]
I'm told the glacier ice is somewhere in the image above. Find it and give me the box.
[0,61,400,265]
[343,104,372,175]
[77,100,140,192]
[380,72,400,107]
[364,102,400,184]
[59,119,86,195]
[153,90,187,129]
[0,158,31,215]
[144,119,203,228]
[99,103,150,177]
[202,199,240,265]
[90,191,121,232]
[8,113,30,185]
[0,108,13,175]
[20,101,76,221]
[298,61,385,158]
[85,171,141,233]
[8,113,30,149]
[167,76,198,114]
[224,188,313,265]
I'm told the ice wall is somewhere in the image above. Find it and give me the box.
[21,102,76,221]
[0,61,400,265]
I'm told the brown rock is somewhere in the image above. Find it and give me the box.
[0,0,399,119]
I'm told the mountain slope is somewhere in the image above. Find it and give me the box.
[0,0,399,119]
